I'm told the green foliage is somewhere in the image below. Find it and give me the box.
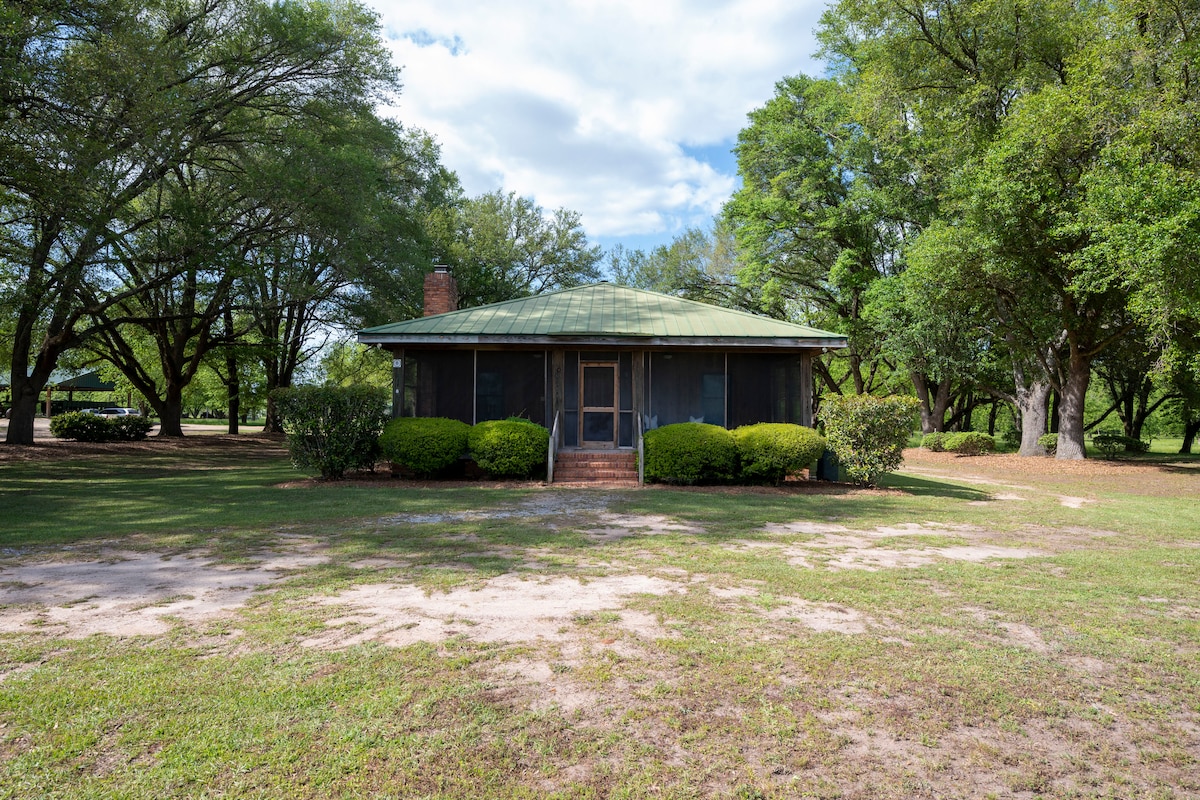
[943,431,996,456]
[1092,432,1149,459]
[921,432,947,452]
[733,423,825,484]
[819,394,919,486]
[1038,433,1059,455]
[48,412,152,443]
[49,412,115,443]
[643,423,739,485]
[272,386,388,479]
[379,417,470,478]
[468,418,549,479]
[49,412,153,442]
[109,416,154,441]
[426,190,602,308]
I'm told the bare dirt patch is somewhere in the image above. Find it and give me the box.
[0,547,327,637]
[901,446,1200,498]
[299,574,687,650]
[747,521,1044,571]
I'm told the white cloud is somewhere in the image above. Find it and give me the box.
[371,0,827,241]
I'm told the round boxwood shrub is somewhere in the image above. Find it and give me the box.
[1037,433,1058,455]
[921,432,947,452]
[643,422,739,485]
[50,411,114,442]
[379,417,470,478]
[733,423,825,484]
[468,418,549,479]
[943,431,996,456]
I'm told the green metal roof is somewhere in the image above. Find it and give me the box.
[359,283,846,346]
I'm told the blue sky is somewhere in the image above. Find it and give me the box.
[370,0,827,253]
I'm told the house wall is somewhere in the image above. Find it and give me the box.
[391,346,815,441]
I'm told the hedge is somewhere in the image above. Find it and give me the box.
[1091,431,1149,458]
[921,432,947,452]
[943,431,996,456]
[733,423,825,484]
[49,412,152,442]
[468,418,549,478]
[272,385,388,479]
[379,417,471,478]
[643,422,739,485]
[819,394,919,486]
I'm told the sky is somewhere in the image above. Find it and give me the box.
[369,0,829,254]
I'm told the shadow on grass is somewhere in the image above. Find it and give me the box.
[882,473,992,501]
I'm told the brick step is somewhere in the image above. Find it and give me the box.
[554,468,638,477]
[553,451,639,484]
[555,461,637,470]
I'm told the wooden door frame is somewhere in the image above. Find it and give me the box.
[579,360,618,448]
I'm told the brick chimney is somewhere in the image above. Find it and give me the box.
[423,266,458,317]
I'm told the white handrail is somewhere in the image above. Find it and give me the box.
[547,410,560,483]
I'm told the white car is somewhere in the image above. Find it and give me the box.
[92,407,142,418]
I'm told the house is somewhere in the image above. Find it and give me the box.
[359,269,847,471]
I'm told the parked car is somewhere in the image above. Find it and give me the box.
[91,407,142,418]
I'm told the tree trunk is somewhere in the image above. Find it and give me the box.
[1015,379,1052,456]
[155,382,186,437]
[224,310,240,436]
[1056,346,1092,460]
[5,323,65,445]
[1181,419,1199,454]
[911,371,951,433]
[4,381,41,445]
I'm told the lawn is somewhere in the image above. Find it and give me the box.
[1,437,1197,798]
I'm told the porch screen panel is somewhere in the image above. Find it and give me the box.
[475,351,547,425]
[402,350,473,423]
[618,352,633,447]
[727,353,803,427]
[563,351,579,446]
[648,352,726,427]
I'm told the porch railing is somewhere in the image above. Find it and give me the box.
[547,410,560,484]
[636,413,645,486]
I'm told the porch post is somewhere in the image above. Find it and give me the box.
[391,349,404,418]
[631,351,645,428]
[800,352,813,428]
[552,350,565,446]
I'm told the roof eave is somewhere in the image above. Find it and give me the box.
[357,333,849,349]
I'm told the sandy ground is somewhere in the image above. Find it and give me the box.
[0,495,1048,643]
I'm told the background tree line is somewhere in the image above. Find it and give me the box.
[4,0,1198,458]
[613,0,1200,458]
[0,0,601,444]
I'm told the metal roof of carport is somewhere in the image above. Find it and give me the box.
[359,283,847,347]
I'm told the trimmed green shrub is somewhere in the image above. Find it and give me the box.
[110,416,153,441]
[379,417,470,477]
[943,431,996,456]
[733,423,825,484]
[921,432,947,452]
[1037,433,1058,455]
[819,394,919,486]
[272,385,388,479]
[468,418,549,478]
[643,422,739,485]
[1091,431,1149,458]
[49,412,114,442]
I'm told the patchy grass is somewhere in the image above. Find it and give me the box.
[1,439,1198,798]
